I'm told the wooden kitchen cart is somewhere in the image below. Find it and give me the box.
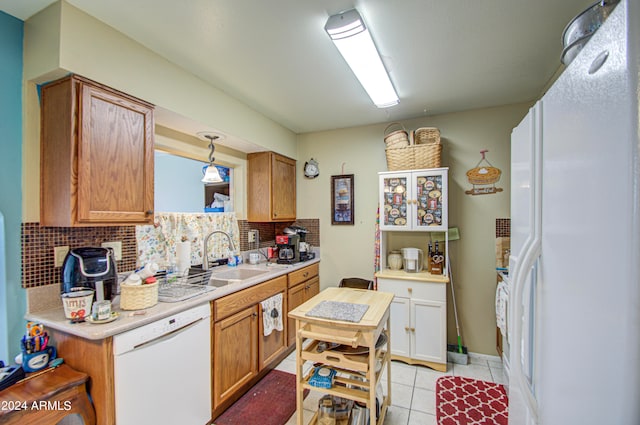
[288,287,394,425]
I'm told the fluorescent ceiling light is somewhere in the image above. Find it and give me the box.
[325,9,399,108]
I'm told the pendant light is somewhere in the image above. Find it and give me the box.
[201,133,223,183]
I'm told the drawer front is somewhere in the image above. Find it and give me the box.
[214,275,287,321]
[377,277,445,302]
[288,263,319,288]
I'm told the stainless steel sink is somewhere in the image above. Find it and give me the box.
[208,268,269,287]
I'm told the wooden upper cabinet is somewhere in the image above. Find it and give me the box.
[40,75,155,226]
[247,151,296,222]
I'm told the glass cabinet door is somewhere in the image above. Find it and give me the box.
[379,173,411,231]
[412,170,447,231]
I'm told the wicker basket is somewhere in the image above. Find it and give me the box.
[413,127,441,145]
[466,166,501,185]
[383,122,410,149]
[385,143,442,171]
[120,281,158,310]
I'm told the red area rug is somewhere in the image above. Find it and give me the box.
[215,369,308,425]
[436,376,508,425]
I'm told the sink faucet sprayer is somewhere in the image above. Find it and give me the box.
[202,231,236,270]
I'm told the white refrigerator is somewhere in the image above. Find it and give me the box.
[509,1,640,424]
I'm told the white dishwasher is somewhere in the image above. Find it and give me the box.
[113,304,211,425]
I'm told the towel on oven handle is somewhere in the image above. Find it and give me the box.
[261,293,283,336]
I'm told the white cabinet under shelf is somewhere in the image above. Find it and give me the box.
[376,271,448,372]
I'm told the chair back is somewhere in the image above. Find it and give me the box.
[339,277,373,290]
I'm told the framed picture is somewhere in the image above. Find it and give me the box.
[331,174,354,225]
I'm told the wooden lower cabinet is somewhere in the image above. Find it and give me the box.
[213,306,259,408]
[258,288,289,370]
[287,277,319,346]
[286,263,320,347]
[211,275,290,419]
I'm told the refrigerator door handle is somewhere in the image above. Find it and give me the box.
[510,245,540,424]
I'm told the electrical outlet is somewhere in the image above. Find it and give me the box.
[54,246,69,267]
[248,230,256,243]
[102,241,122,260]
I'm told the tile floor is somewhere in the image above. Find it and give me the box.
[276,351,507,425]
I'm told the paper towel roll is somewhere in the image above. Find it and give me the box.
[176,241,191,274]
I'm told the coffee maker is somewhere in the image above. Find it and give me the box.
[61,247,118,301]
[276,234,300,264]
[284,225,315,262]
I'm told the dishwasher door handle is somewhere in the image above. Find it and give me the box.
[130,317,206,352]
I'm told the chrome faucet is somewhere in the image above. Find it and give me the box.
[202,230,236,270]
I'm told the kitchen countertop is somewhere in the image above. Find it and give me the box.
[26,258,320,341]
[375,268,449,283]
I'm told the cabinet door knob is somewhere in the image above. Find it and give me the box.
[145,210,154,215]
[303,272,308,277]
[408,287,413,293]
[404,326,410,332]
[252,312,258,318]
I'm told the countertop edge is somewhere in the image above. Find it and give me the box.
[375,269,449,283]
[26,258,321,341]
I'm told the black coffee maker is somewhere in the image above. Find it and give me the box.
[276,234,300,264]
[61,247,117,301]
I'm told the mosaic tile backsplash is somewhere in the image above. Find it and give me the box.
[21,223,137,289]
[22,218,320,288]
[495,218,510,238]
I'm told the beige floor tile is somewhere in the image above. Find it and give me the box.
[490,366,508,385]
[275,358,297,374]
[382,405,410,425]
[385,382,414,409]
[389,361,417,385]
[452,363,493,381]
[414,366,451,391]
[410,387,436,415]
[286,408,315,425]
[408,410,437,425]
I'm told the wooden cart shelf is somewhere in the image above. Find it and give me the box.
[301,338,390,376]
[288,287,394,425]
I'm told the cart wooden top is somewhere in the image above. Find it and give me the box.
[288,287,394,330]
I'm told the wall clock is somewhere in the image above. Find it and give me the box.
[304,158,319,178]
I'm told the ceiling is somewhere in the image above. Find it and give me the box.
[2,0,592,135]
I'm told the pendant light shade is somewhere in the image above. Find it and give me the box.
[325,9,399,108]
